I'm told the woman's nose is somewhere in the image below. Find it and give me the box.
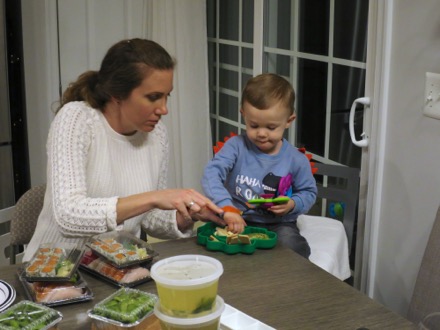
[156,101,169,115]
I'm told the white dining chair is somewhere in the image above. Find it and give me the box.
[298,163,360,281]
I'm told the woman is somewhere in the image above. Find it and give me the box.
[23,38,224,261]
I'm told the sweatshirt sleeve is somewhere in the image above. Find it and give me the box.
[202,137,239,208]
[289,152,318,216]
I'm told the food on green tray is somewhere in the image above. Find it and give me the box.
[92,289,156,324]
[0,301,60,330]
[247,232,270,240]
[213,227,269,245]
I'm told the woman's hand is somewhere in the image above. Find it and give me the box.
[190,206,226,227]
[116,188,223,225]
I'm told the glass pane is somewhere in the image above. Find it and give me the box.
[210,117,217,146]
[219,93,239,121]
[219,121,239,141]
[264,0,292,50]
[219,44,238,66]
[265,53,291,77]
[329,64,365,167]
[209,90,216,115]
[296,59,327,155]
[206,0,216,38]
[334,0,369,62]
[242,0,254,43]
[242,47,253,69]
[219,69,238,91]
[208,42,216,87]
[299,0,329,55]
[219,0,239,40]
[241,72,252,89]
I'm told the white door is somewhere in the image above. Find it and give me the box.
[207,0,379,289]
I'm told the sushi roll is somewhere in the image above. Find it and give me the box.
[40,264,56,277]
[113,253,127,264]
[26,262,42,276]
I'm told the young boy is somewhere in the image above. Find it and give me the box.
[202,73,317,258]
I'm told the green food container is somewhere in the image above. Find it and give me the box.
[197,223,277,254]
[0,300,63,330]
[88,287,157,326]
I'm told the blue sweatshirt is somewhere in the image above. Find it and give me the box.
[202,134,317,224]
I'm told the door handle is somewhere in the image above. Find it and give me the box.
[349,97,370,147]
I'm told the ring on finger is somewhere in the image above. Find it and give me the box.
[187,201,196,209]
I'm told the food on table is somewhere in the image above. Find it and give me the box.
[26,248,75,278]
[19,270,93,306]
[24,244,83,280]
[0,300,62,330]
[88,231,156,267]
[90,288,157,324]
[80,249,151,285]
[212,226,268,245]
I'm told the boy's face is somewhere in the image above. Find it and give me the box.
[241,101,296,155]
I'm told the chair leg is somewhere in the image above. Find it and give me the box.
[9,245,17,265]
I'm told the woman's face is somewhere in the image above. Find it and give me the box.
[115,69,174,134]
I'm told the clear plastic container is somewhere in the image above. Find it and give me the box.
[154,296,225,330]
[87,231,157,268]
[22,242,84,281]
[88,287,157,327]
[0,300,63,330]
[80,248,152,287]
[150,255,223,317]
[19,270,93,307]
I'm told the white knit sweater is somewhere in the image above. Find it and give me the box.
[24,101,193,261]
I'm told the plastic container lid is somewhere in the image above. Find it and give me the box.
[154,296,225,326]
[150,255,223,288]
[89,287,157,325]
[0,300,63,330]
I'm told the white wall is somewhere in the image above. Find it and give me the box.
[371,0,440,316]
[21,0,440,318]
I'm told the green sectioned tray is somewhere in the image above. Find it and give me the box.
[197,222,277,255]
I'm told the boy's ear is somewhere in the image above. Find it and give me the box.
[286,113,296,127]
[239,107,245,117]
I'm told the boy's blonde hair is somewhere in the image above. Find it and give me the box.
[241,73,295,115]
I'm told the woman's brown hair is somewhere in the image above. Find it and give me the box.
[57,38,176,112]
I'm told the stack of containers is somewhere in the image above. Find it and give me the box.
[150,254,225,330]
[81,231,158,287]
[18,242,93,306]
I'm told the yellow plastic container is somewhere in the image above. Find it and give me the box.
[150,255,223,317]
[154,296,225,330]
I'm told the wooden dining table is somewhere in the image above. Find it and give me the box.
[1,237,415,330]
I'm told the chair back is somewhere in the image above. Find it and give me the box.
[0,206,15,265]
[314,163,360,251]
[407,205,440,328]
[9,184,46,264]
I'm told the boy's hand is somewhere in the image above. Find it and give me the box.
[269,198,295,216]
[223,212,247,234]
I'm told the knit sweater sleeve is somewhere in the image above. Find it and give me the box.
[49,103,118,236]
[141,121,194,239]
